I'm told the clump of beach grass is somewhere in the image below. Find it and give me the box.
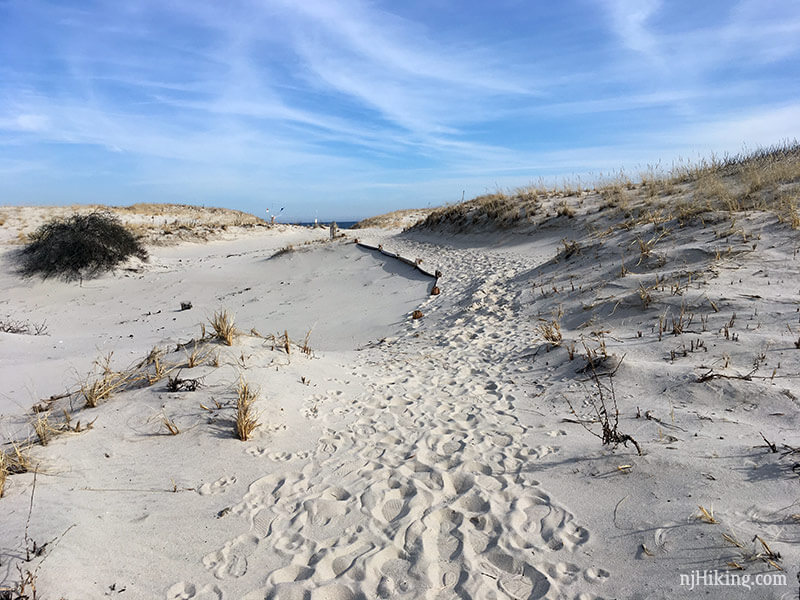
[537,319,562,345]
[81,352,135,408]
[211,310,238,346]
[0,452,7,497]
[0,444,33,497]
[161,414,180,435]
[301,330,313,356]
[184,342,209,368]
[32,413,59,446]
[271,244,294,258]
[696,505,718,524]
[235,379,261,441]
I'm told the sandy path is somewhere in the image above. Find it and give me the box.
[164,235,601,600]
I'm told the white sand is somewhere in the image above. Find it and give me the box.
[1,204,799,599]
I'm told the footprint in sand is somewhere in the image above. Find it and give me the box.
[273,531,306,557]
[302,494,350,527]
[165,582,222,600]
[511,491,590,552]
[267,564,314,585]
[490,432,514,447]
[497,565,551,600]
[267,451,292,462]
[308,583,360,600]
[315,541,375,580]
[197,476,236,496]
[523,445,558,459]
[546,429,568,437]
[244,446,269,457]
[584,566,611,583]
[318,436,340,454]
[202,533,259,579]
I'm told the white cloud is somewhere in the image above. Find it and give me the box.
[676,103,800,151]
[604,0,663,61]
[0,113,50,132]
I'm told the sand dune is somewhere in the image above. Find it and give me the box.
[1,194,799,599]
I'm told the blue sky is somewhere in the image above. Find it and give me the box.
[1,0,799,221]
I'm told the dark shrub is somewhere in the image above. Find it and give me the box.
[18,212,148,280]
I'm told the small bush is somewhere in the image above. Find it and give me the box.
[18,212,148,281]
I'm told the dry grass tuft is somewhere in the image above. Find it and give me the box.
[59,409,95,434]
[634,230,670,263]
[638,283,653,309]
[696,505,718,524]
[301,330,313,356]
[185,342,208,368]
[0,443,33,496]
[136,345,179,385]
[537,319,562,345]
[556,199,575,218]
[161,414,180,435]
[139,346,163,368]
[559,238,581,259]
[33,413,58,446]
[81,353,135,408]
[271,244,294,258]
[0,452,7,498]
[235,379,261,441]
[778,194,800,229]
[283,330,291,355]
[0,318,48,336]
[211,310,238,346]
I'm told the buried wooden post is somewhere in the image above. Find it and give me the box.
[353,241,441,294]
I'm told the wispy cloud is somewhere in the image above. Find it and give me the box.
[604,0,663,62]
